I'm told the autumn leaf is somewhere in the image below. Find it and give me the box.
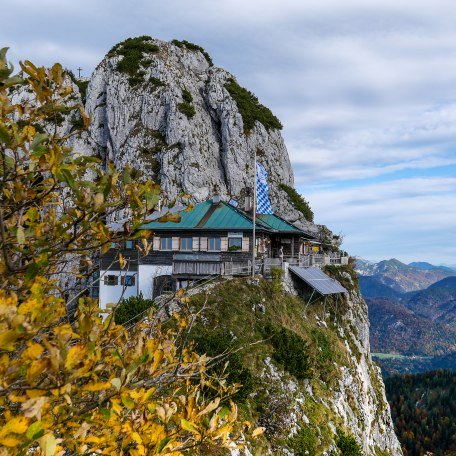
[23,343,44,360]
[198,398,220,417]
[93,192,104,211]
[64,345,86,370]
[22,396,48,420]
[0,416,29,437]
[39,433,57,456]
[0,330,19,351]
[251,427,264,438]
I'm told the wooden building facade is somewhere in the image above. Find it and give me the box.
[98,198,319,309]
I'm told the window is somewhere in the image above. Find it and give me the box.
[178,279,193,289]
[228,236,242,251]
[161,279,174,293]
[208,237,221,251]
[104,275,118,286]
[121,275,136,286]
[153,275,174,298]
[180,237,193,251]
[125,240,134,249]
[110,242,118,249]
[160,237,172,250]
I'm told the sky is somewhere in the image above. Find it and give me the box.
[3,0,456,265]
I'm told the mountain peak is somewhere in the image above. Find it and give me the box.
[72,36,317,231]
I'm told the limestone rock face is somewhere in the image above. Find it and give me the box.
[74,38,309,226]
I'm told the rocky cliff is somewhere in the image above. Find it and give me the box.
[189,268,403,455]
[72,36,313,230]
[66,37,401,454]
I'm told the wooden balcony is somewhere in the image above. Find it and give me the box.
[171,253,349,278]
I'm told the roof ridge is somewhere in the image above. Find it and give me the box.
[196,201,220,228]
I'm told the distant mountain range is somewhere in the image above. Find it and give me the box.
[356,258,455,293]
[356,258,456,374]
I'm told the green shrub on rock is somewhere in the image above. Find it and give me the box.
[264,323,312,380]
[279,184,314,222]
[114,294,154,325]
[178,88,196,118]
[225,79,282,133]
[337,434,363,456]
[109,36,159,87]
[289,427,318,456]
[193,331,255,402]
[171,39,213,66]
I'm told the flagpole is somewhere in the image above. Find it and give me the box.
[252,148,256,278]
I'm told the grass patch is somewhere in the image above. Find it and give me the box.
[279,184,314,222]
[171,39,213,66]
[149,76,166,89]
[224,79,282,133]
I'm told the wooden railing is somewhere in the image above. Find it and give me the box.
[172,254,349,277]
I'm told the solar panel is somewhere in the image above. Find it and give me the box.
[289,266,347,295]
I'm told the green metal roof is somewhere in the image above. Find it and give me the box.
[257,214,302,233]
[142,201,212,229]
[142,200,308,235]
[202,203,254,229]
[142,201,254,230]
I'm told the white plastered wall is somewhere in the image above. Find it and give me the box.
[99,270,138,310]
[138,265,173,299]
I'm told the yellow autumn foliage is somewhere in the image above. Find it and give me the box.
[0,48,261,455]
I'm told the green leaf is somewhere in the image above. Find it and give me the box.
[25,262,39,282]
[180,418,199,434]
[99,408,111,419]
[121,394,135,409]
[74,155,100,165]
[157,436,170,453]
[218,406,230,420]
[4,74,24,88]
[60,168,77,193]
[30,133,48,152]
[17,226,25,245]
[26,421,44,441]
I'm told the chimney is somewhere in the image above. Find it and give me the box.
[212,194,221,204]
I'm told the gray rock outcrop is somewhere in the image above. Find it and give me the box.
[73,37,312,229]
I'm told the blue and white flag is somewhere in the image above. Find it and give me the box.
[256,163,274,214]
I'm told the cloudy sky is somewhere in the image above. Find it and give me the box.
[3,0,456,265]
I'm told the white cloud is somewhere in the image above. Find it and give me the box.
[306,177,456,263]
[3,0,456,263]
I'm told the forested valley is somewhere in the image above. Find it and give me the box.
[385,370,456,456]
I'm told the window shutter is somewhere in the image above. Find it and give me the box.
[172,237,179,251]
[242,237,250,252]
[200,237,208,251]
[192,237,200,251]
[221,237,228,251]
[153,237,160,250]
